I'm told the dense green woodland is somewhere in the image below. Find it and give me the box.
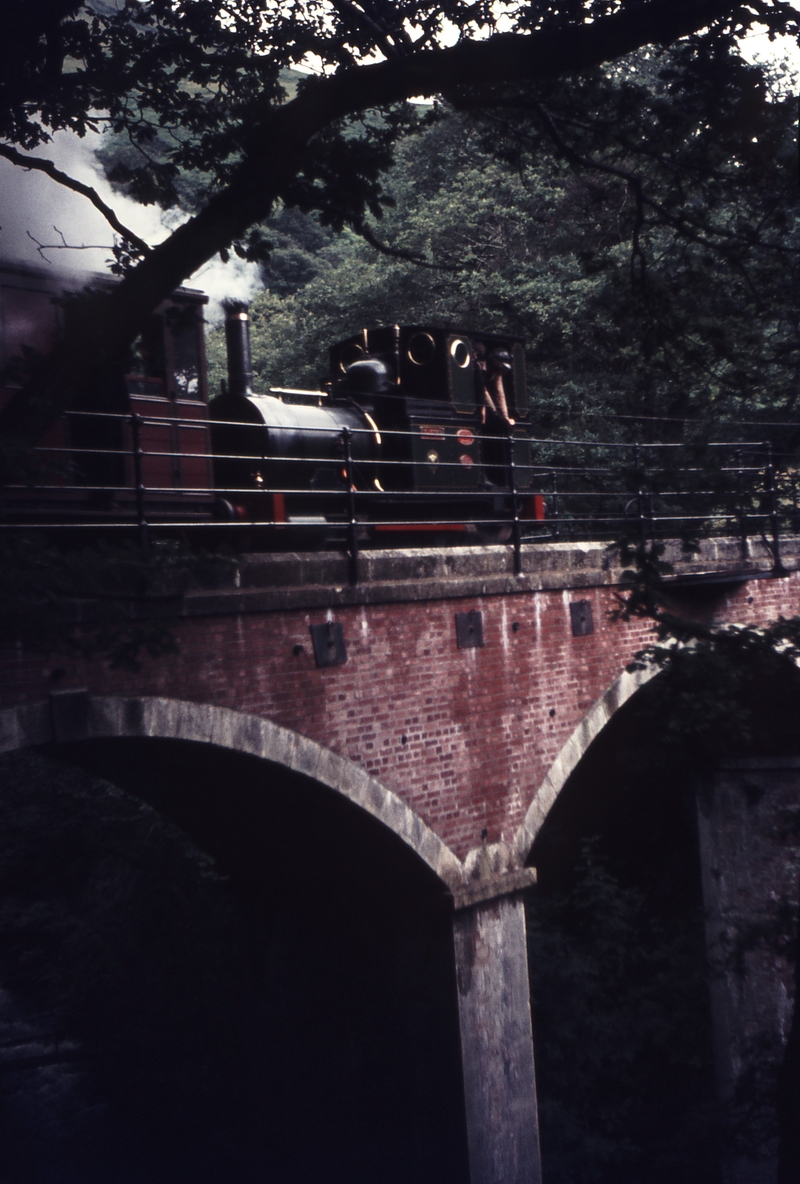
[3,0,799,449]
[201,54,799,448]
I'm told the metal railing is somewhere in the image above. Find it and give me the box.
[1,408,797,581]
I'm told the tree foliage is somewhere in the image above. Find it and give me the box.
[0,534,235,669]
[205,47,799,445]
[1,0,799,452]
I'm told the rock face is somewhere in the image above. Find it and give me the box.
[696,761,800,1184]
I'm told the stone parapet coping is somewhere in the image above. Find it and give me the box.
[184,535,800,616]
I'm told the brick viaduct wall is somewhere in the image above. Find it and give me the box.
[3,536,800,867]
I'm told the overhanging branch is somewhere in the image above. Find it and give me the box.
[0,143,151,256]
[142,0,765,285]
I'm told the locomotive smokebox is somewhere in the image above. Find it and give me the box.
[223,300,254,398]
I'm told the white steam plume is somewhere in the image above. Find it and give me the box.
[0,130,261,320]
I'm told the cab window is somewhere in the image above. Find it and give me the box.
[170,310,202,400]
[126,315,167,397]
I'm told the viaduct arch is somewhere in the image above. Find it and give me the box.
[0,702,475,1184]
[0,693,463,889]
[0,691,547,1184]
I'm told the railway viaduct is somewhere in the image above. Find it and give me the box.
[2,534,800,1184]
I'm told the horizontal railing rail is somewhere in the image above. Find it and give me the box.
[1,408,797,579]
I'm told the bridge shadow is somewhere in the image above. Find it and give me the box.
[0,735,469,1184]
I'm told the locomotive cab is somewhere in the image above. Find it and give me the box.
[330,325,533,496]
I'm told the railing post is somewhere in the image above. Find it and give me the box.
[506,428,522,575]
[343,427,358,585]
[550,469,560,540]
[647,489,657,546]
[634,444,647,550]
[131,413,148,547]
[764,441,784,575]
[736,450,748,559]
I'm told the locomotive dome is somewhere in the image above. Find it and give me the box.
[340,358,392,395]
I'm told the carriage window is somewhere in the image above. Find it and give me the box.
[0,287,61,384]
[127,315,167,396]
[171,311,202,399]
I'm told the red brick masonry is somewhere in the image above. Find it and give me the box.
[3,543,800,861]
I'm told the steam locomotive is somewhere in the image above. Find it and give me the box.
[0,261,542,538]
[211,304,542,535]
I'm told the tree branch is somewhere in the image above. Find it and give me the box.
[27,227,114,260]
[0,143,151,256]
[354,220,459,268]
[328,0,405,61]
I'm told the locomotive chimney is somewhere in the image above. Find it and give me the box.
[223,300,254,398]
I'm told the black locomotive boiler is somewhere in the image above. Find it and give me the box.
[210,304,543,537]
